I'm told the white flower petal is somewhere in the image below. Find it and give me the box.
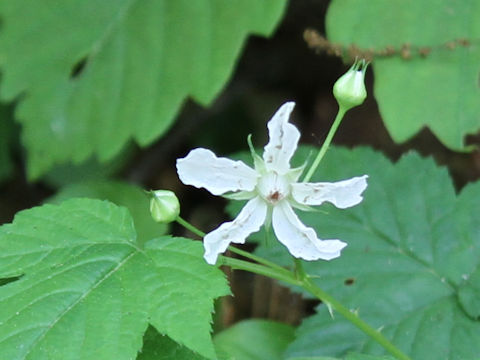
[291,175,368,209]
[203,196,267,264]
[272,201,346,261]
[177,148,259,196]
[263,102,300,174]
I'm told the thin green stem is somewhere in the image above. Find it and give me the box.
[176,216,205,237]
[176,216,288,272]
[222,256,411,360]
[227,246,289,274]
[300,276,412,360]
[303,108,347,182]
[177,212,409,358]
[220,256,300,285]
[294,258,307,280]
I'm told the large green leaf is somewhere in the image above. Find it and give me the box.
[213,319,295,360]
[234,146,480,359]
[326,0,480,150]
[0,199,229,359]
[0,0,287,179]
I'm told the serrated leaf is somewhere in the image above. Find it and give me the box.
[0,0,287,179]
[0,199,229,359]
[236,146,480,359]
[49,180,167,247]
[213,319,295,360]
[326,0,480,150]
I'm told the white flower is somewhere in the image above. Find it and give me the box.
[176,102,368,265]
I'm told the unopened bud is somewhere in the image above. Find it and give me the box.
[149,190,180,223]
[333,59,368,111]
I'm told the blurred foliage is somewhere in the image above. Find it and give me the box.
[42,146,134,188]
[326,0,480,150]
[213,319,295,360]
[0,0,288,179]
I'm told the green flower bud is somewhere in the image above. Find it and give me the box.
[149,190,180,223]
[333,59,368,112]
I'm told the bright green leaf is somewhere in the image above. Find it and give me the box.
[49,180,167,247]
[0,199,229,359]
[239,146,480,359]
[214,319,295,360]
[0,0,288,179]
[326,0,480,150]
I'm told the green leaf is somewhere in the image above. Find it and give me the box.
[326,0,480,150]
[42,147,134,188]
[457,182,480,320]
[214,319,295,360]
[49,180,167,247]
[0,0,287,179]
[139,326,206,360]
[241,146,480,359]
[288,357,337,360]
[458,267,480,319]
[344,355,395,360]
[289,353,394,360]
[0,199,229,359]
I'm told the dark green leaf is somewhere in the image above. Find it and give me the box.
[139,325,206,360]
[214,319,295,360]
[233,146,480,359]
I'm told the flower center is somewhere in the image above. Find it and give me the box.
[257,171,290,205]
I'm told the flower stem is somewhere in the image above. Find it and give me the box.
[176,216,205,238]
[176,216,287,272]
[220,256,298,285]
[221,256,411,360]
[294,257,307,280]
[303,107,347,182]
[176,219,409,359]
[300,276,412,360]
[227,246,289,274]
